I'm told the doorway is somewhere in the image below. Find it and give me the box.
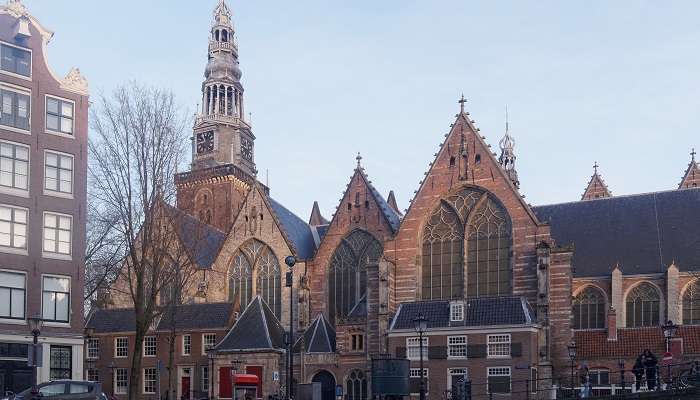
[311,370,336,400]
[179,367,192,400]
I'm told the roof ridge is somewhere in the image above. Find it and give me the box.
[257,296,274,348]
[535,186,700,208]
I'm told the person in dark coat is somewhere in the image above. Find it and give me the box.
[642,349,658,390]
[633,355,645,391]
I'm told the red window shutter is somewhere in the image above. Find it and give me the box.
[219,367,232,398]
[246,366,263,398]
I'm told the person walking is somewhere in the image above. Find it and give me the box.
[580,363,592,398]
[633,354,645,391]
[642,349,658,391]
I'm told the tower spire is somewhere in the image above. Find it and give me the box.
[498,106,519,189]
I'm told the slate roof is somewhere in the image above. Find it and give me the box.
[164,204,226,269]
[360,171,401,233]
[268,197,316,260]
[87,302,235,334]
[533,188,700,277]
[216,296,286,352]
[343,294,367,322]
[575,326,700,359]
[294,314,336,353]
[389,296,535,331]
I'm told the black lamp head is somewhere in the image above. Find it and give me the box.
[285,255,296,268]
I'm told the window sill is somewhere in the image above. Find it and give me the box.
[0,187,29,198]
[0,69,32,81]
[42,252,72,261]
[0,318,27,325]
[487,355,512,359]
[42,321,71,328]
[43,189,74,200]
[0,247,28,256]
[44,130,75,140]
[114,356,128,359]
[447,356,468,360]
[0,124,31,135]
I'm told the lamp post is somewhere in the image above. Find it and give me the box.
[28,315,43,391]
[285,255,296,400]
[661,320,678,386]
[108,361,116,396]
[567,342,577,399]
[207,350,216,400]
[618,359,625,391]
[413,313,428,400]
[232,359,242,400]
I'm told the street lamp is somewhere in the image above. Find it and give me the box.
[285,255,296,400]
[108,361,117,397]
[413,313,428,400]
[661,320,678,353]
[567,342,577,399]
[28,315,43,390]
[207,350,216,400]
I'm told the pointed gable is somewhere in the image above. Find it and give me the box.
[581,163,612,200]
[309,201,329,226]
[679,148,700,189]
[295,313,336,353]
[386,190,402,216]
[216,296,285,351]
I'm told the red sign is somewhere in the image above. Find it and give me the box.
[663,351,673,362]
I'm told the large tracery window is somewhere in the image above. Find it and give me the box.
[229,240,282,317]
[421,187,512,300]
[328,230,382,325]
[625,283,660,327]
[346,370,368,400]
[683,280,700,325]
[572,287,606,330]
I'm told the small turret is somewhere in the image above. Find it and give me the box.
[498,107,519,189]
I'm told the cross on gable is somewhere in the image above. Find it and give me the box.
[458,94,467,113]
[691,148,696,162]
[593,161,599,174]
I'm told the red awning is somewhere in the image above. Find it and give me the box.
[233,374,260,385]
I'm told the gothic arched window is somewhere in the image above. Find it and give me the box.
[328,230,382,324]
[573,287,606,330]
[229,240,282,317]
[625,283,660,327]
[346,370,367,400]
[421,187,512,300]
[683,280,700,325]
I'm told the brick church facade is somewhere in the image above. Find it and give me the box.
[87,1,700,399]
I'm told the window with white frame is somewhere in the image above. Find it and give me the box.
[0,270,25,319]
[0,205,27,251]
[42,276,70,322]
[409,368,429,394]
[450,302,464,321]
[115,368,128,394]
[86,338,99,359]
[487,367,511,394]
[43,212,72,256]
[0,141,28,192]
[44,151,73,195]
[448,336,467,358]
[144,336,156,357]
[589,369,610,386]
[0,87,30,130]
[182,334,191,356]
[45,96,74,135]
[143,368,157,394]
[487,334,511,358]
[406,336,428,360]
[409,368,429,378]
[201,366,209,393]
[202,333,216,354]
[0,43,31,77]
[448,368,468,393]
[115,337,128,358]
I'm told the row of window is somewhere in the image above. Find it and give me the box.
[1,84,75,135]
[86,333,218,359]
[1,140,75,196]
[406,334,512,359]
[0,204,73,256]
[573,281,700,330]
[0,270,71,323]
[408,367,519,395]
[101,366,211,395]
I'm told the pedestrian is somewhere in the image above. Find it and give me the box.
[642,349,658,390]
[580,363,591,398]
[633,354,645,391]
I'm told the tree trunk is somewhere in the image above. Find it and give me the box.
[129,321,148,400]
[167,327,176,400]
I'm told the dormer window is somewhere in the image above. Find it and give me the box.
[450,302,464,322]
[0,42,31,78]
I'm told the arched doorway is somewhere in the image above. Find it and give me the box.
[312,370,336,400]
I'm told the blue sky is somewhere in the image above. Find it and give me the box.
[26,0,700,219]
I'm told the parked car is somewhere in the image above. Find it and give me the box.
[2,381,104,400]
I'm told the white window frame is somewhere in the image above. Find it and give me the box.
[143,367,157,394]
[114,368,128,394]
[487,367,512,394]
[86,338,99,360]
[409,368,429,395]
[201,366,209,393]
[447,335,467,359]
[42,211,72,259]
[447,368,468,392]
[0,269,26,322]
[44,95,76,138]
[487,334,511,359]
[0,40,32,80]
[202,333,216,355]
[450,302,464,322]
[0,83,31,134]
[43,150,74,198]
[114,337,128,358]
[41,274,71,325]
[406,336,428,361]
[143,335,157,357]
[182,334,191,356]
[0,139,29,197]
[530,367,538,394]
[0,203,28,254]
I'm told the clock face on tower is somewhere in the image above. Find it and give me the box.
[241,137,253,161]
[196,131,215,154]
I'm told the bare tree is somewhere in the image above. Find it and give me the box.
[88,83,198,400]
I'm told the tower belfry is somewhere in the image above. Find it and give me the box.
[499,107,519,189]
[192,0,256,177]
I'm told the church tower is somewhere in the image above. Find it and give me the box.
[175,0,259,231]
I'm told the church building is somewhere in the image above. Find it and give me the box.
[87,1,700,399]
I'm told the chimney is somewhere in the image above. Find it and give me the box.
[607,307,618,341]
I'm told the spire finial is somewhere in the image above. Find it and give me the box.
[356,152,362,168]
[691,148,697,162]
[593,161,599,174]
[458,94,467,114]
